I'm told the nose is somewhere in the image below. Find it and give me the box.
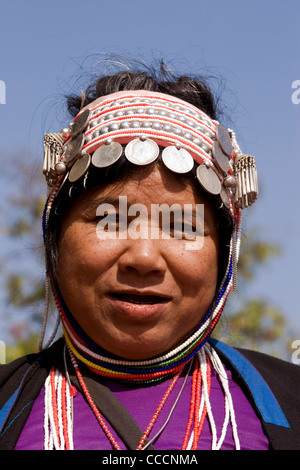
[118,238,167,278]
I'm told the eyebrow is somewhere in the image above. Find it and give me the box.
[84,193,205,208]
[82,196,122,209]
[84,197,202,211]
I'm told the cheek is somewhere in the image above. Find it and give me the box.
[57,222,130,295]
[169,239,219,289]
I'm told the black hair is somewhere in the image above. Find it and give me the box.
[67,64,218,120]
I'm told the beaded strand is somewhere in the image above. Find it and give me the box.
[69,348,122,450]
[136,367,184,450]
[44,343,240,450]
[206,345,240,450]
[44,367,74,450]
[181,353,211,450]
[68,347,185,450]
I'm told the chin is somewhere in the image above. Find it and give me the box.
[96,329,184,361]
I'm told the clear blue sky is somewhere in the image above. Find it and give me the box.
[0,0,299,343]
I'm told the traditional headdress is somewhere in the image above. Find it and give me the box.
[41,90,258,384]
[44,90,257,210]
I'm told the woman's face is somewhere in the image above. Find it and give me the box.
[57,165,219,360]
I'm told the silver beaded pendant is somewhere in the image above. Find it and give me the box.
[234,154,258,209]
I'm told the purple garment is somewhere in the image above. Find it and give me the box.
[15,363,269,450]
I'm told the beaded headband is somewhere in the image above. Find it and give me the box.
[43,90,258,215]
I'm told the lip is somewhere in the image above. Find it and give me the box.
[106,290,172,320]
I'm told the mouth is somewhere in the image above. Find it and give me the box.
[106,290,172,321]
[108,292,170,305]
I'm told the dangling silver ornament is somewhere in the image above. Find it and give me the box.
[125,138,159,165]
[92,141,123,168]
[196,165,221,195]
[162,146,194,174]
[68,153,91,182]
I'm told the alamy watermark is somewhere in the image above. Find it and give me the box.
[291,80,300,104]
[0,340,5,364]
[96,196,205,251]
[0,80,6,104]
[291,339,300,365]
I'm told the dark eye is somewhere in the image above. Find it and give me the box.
[95,213,128,232]
[95,213,117,232]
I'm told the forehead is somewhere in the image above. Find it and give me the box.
[73,164,209,211]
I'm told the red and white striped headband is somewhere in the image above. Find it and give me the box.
[43,90,258,214]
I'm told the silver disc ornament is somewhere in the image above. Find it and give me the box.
[70,109,91,139]
[68,153,91,182]
[196,165,221,195]
[220,185,231,209]
[162,146,194,174]
[63,134,85,165]
[212,141,230,173]
[92,141,123,168]
[125,138,159,165]
[216,124,233,157]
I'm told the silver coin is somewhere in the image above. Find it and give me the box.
[216,124,232,156]
[125,138,159,165]
[212,141,230,173]
[70,109,91,138]
[68,153,91,182]
[220,185,231,209]
[162,146,194,174]
[92,141,123,168]
[63,134,85,165]
[196,165,221,195]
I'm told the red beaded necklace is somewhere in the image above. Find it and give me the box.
[69,348,185,450]
[182,353,211,449]
[67,347,211,450]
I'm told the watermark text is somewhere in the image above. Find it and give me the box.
[0,340,6,364]
[96,196,205,251]
[0,80,6,104]
[291,339,300,365]
[101,452,199,466]
[291,80,300,104]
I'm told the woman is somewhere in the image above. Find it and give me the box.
[0,66,299,450]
